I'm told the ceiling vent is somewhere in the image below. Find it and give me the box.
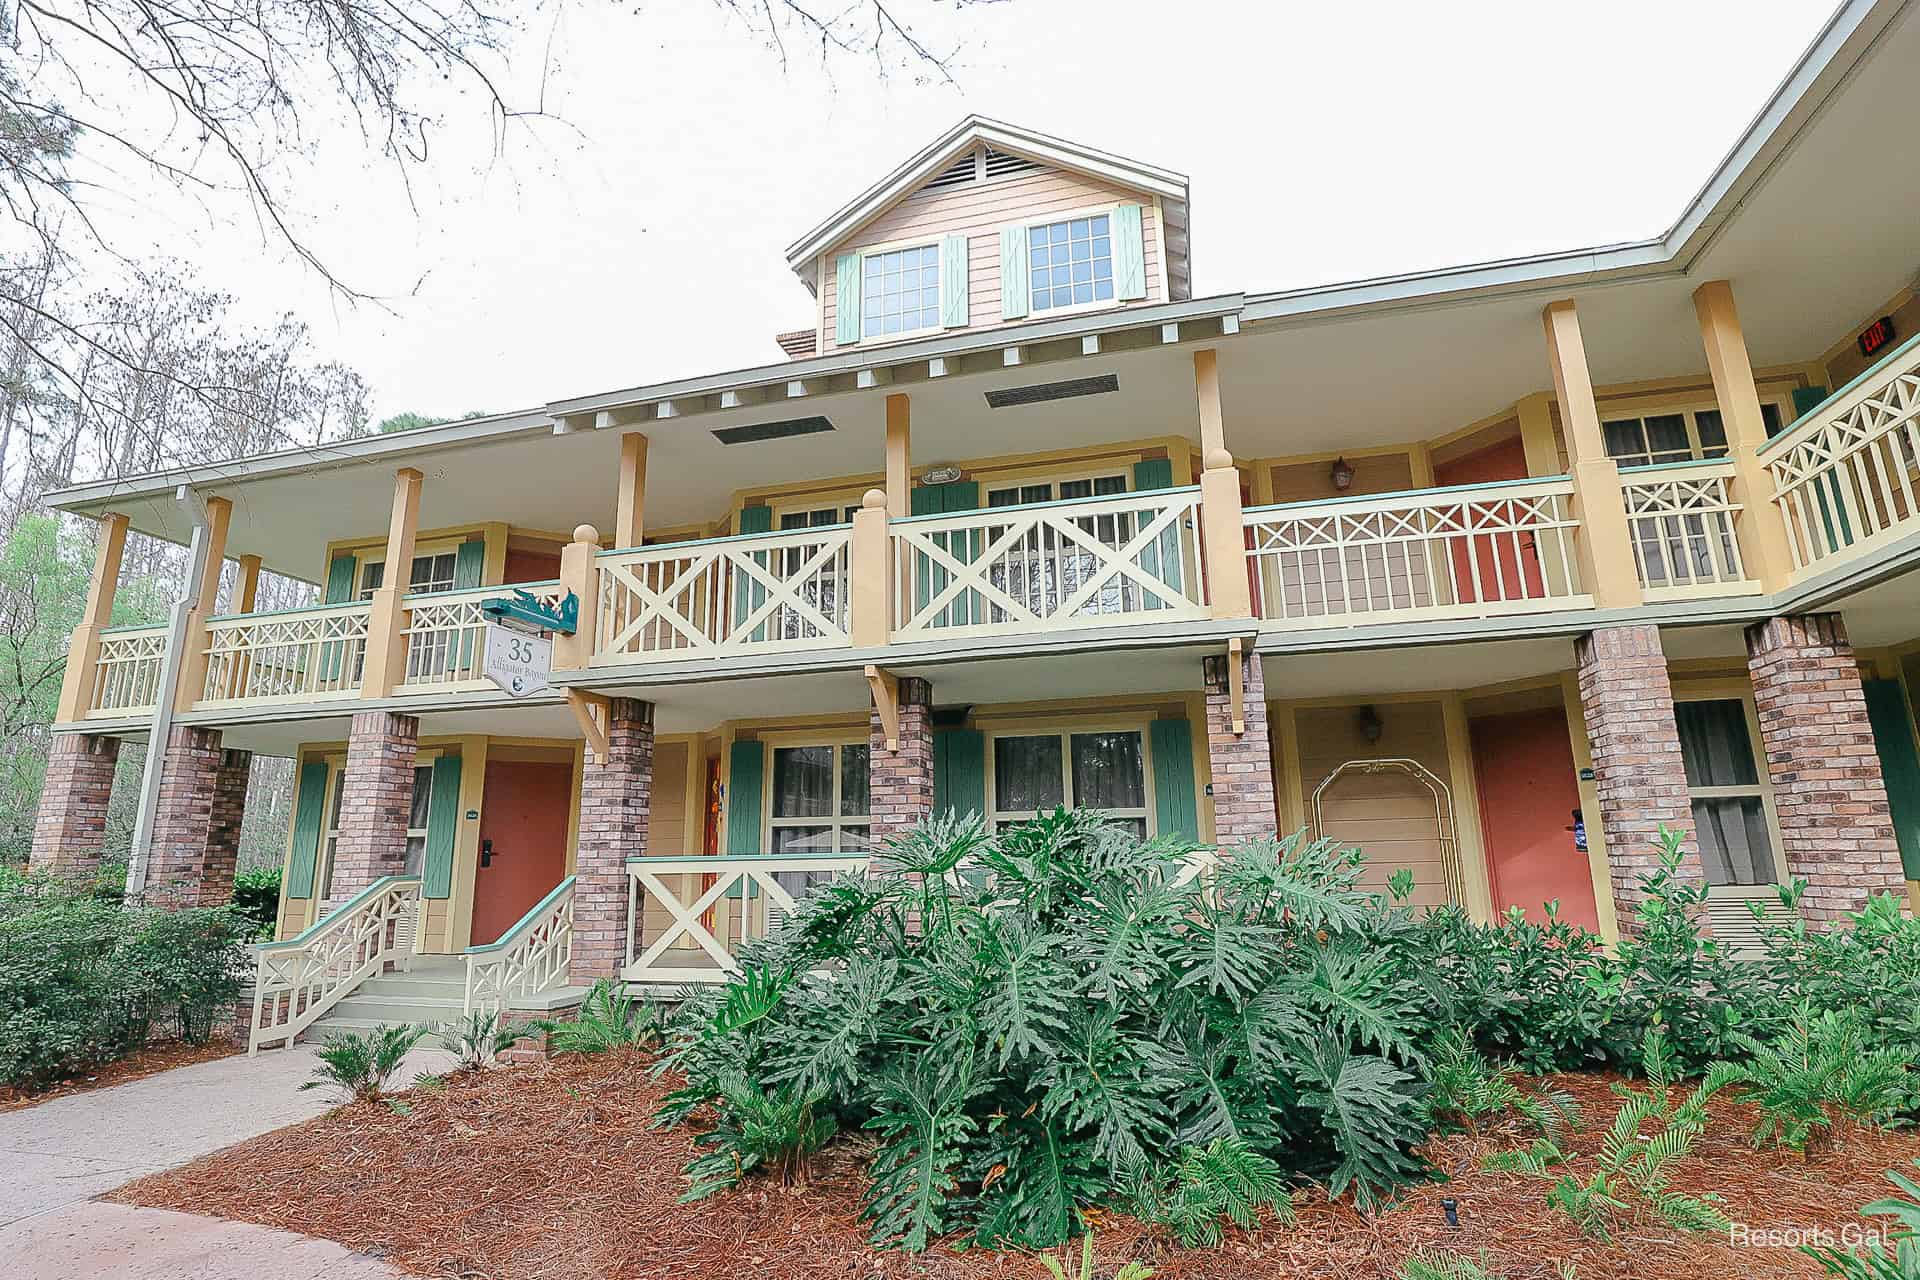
[921,150,979,194]
[983,148,1043,180]
[712,416,835,445]
[984,374,1119,410]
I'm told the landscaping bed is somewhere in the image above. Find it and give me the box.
[0,1037,239,1112]
[112,1046,1918,1279]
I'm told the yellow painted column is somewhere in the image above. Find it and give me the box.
[849,489,891,648]
[884,394,911,518]
[1194,348,1227,458]
[614,433,649,550]
[553,525,601,671]
[1440,693,1495,923]
[1542,301,1642,609]
[1515,392,1561,477]
[359,468,423,698]
[1693,280,1795,591]
[234,554,262,613]
[173,496,232,712]
[1560,670,1622,946]
[54,511,130,722]
[1194,349,1253,620]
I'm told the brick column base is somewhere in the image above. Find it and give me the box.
[147,726,227,908]
[1575,624,1703,925]
[571,698,652,985]
[870,676,934,856]
[328,711,421,906]
[30,733,121,878]
[1203,650,1278,844]
[1746,614,1906,921]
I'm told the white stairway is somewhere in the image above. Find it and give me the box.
[303,955,469,1039]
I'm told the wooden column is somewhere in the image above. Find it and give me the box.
[614,433,648,550]
[54,512,130,722]
[1515,392,1561,477]
[553,524,601,671]
[1543,301,1641,609]
[1194,349,1252,620]
[172,496,232,712]
[1194,348,1227,458]
[234,554,263,613]
[850,489,891,648]
[884,394,911,518]
[1693,280,1795,591]
[359,468,423,698]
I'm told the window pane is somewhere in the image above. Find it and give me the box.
[1071,732,1145,810]
[1602,419,1646,462]
[1761,401,1783,435]
[359,561,385,596]
[772,746,833,818]
[1693,796,1777,885]
[771,824,832,854]
[328,770,347,830]
[409,766,434,830]
[1060,479,1092,500]
[840,824,873,853]
[1695,409,1728,454]
[988,487,1019,508]
[1674,699,1759,788]
[403,835,426,876]
[1093,474,1127,495]
[996,735,1064,812]
[1645,414,1690,457]
[840,745,870,817]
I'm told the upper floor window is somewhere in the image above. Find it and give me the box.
[1029,214,1113,313]
[986,472,1126,507]
[861,244,941,340]
[1601,403,1782,468]
[359,550,459,599]
[778,504,860,530]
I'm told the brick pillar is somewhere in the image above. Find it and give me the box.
[571,698,652,985]
[869,677,934,854]
[1574,624,1704,924]
[198,749,252,906]
[146,726,226,908]
[30,732,121,877]
[328,711,420,905]
[1203,650,1277,844]
[1745,614,1906,921]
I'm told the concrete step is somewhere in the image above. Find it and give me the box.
[323,996,465,1026]
[305,1015,449,1038]
[354,975,468,1000]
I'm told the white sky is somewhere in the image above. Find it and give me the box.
[103,0,1837,426]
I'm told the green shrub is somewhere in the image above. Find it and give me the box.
[1040,1234,1155,1280]
[680,1071,836,1201]
[230,867,281,939]
[1804,1159,1920,1279]
[538,978,660,1055]
[1721,1004,1914,1151]
[439,1009,523,1071]
[1419,1028,1579,1141]
[301,1023,431,1103]
[1120,1136,1293,1247]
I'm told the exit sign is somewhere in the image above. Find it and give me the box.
[1859,316,1897,358]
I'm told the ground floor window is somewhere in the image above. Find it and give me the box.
[768,742,871,854]
[318,760,436,898]
[990,728,1148,837]
[1673,696,1779,886]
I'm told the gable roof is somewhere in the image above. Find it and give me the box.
[783,115,1191,295]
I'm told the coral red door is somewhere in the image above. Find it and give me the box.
[472,760,573,945]
[1469,707,1600,933]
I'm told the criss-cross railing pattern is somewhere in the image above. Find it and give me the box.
[464,876,574,1014]
[1245,478,1586,625]
[1620,462,1753,597]
[400,580,566,690]
[200,602,371,705]
[623,854,866,984]
[892,487,1207,639]
[594,527,853,663]
[1764,342,1920,577]
[249,876,421,1052]
[88,624,168,715]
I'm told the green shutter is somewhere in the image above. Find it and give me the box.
[1132,459,1173,491]
[284,761,328,900]
[453,539,486,588]
[1112,203,1147,301]
[421,755,463,899]
[934,728,985,820]
[1132,459,1181,609]
[1790,386,1830,421]
[1149,720,1199,840]
[322,554,358,604]
[940,233,970,329]
[910,482,980,628]
[726,740,766,856]
[1864,679,1920,881]
[1000,226,1029,320]
[733,506,774,644]
[835,252,862,345]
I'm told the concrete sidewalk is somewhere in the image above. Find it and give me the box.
[0,1042,452,1278]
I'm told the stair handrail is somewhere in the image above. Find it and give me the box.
[463,875,576,1016]
[248,875,424,1053]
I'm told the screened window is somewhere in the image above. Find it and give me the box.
[861,244,941,339]
[1602,403,1783,468]
[986,473,1127,508]
[778,505,860,530]
[1674,699,1778,886]
[318,763,434,898]
[768,743,872,854]
[1029,214,1113,313]
[992,730,1147,837]
[358,551,459,599]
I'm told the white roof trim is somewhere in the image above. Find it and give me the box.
[782,115,1190,276]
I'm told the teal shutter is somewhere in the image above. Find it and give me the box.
[726,740,766,856]
[1790,386,1830,421]
[835,252,862,345]
[453,540,485,588]
[1864,679,1920,880]
[910,482,980,628]
[1132,458,1181,609]
[284,761,328,900]
[1112,203,1147,301]
[1149,720,1199,840]
[1132,459,1173,491]
[421,755,463,899]
[1000,226,1030,320]
[733,506,774,644]
[319,553,358,682]
[940,234,970,329]
[934,728,985,820]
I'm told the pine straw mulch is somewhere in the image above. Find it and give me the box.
[110,1049,1920,1280]
[0,1038,239,1113]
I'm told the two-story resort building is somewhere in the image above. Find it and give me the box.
[28,0,1920,1045]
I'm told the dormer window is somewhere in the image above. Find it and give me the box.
[1029,214,1114,312]
[861,244,942,340]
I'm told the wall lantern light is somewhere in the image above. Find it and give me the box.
[1357,704,1385,744]
[1330,456,1355,490]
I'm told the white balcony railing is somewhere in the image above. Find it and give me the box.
[1764,335,1920,578]
[399,580,565,691]
[623,854,866,984]
[464,876,573,1015]
[594,527,853,664]
[87,624,168,716]
[891,487,1208,640]
[200,601,372,706]
[1619,460,1755,599]
[1245,478,1588,627]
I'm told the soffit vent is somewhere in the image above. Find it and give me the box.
[984,148,1043,180]
[921,150,980,194]
[984,374,1119,410]
[712,416,835,445]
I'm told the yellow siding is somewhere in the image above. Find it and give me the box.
[1267,452,1414,505]
[651,740,689,856]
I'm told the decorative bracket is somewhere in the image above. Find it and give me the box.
[566,689,611,764]
[1227,637,1246,736]
[865,664,900,751]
